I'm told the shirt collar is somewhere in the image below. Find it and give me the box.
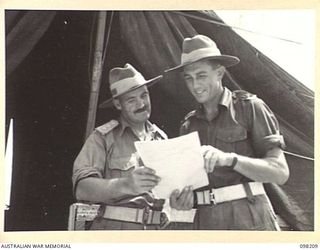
[118,115,155,137]
[195,87,233,119]
[219,87,233,108]
[118,115,130,136]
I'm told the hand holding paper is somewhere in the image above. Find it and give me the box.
[125,166,161,195]
[201,145,232,173]
[134,132,208,199]
[170,186,194,210]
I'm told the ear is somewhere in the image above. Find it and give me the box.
[113,98,122,110]
[217,66,226,80]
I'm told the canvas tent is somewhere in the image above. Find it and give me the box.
[5,10,314,231]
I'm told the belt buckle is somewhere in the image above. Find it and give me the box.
[142,207,151,225]
[210,190,217,205]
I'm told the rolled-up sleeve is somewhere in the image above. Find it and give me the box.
[249,99,286,157]
[72,131,106,192]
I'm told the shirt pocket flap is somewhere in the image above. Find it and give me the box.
[216,126,247,142]
[108,154,138,171]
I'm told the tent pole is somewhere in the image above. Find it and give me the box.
[85,11,107,139]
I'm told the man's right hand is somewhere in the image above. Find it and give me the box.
[125,166,161,195]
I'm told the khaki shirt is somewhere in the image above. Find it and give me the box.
[180,87,284,230]
[180,87,285,188]
[72,116,167,204]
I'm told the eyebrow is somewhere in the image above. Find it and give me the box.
[184,70,208,77]
[196,71,208,75]
[183,73,193,77]
[123,90,149,101]
[123,96,135,102]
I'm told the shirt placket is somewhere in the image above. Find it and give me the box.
[204,114,220,147]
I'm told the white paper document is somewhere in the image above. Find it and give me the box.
[135,132,208,199]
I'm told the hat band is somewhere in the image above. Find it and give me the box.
[110,73,146,98]
[181,47,221,65]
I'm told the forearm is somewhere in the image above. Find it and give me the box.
[226,149,289,184]
[75,177,133,203]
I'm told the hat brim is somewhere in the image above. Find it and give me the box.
[165,55,240,73]
[99,75,163,109]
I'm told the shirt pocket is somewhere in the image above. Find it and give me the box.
[216,126,247,153]
[108,154,138,178]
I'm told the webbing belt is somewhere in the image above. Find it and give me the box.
[195,182,265,205]
[103,205,161,225]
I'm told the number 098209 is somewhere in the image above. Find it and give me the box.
[300,244,318,248]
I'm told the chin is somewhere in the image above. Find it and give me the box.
[192,94,207,103]
[135,112,150,122]
[194,97,207,104]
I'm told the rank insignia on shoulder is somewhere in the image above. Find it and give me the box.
[232,90,257,100]
[151,124,168,140]
[181,110,196,124]
[95,120,119,135]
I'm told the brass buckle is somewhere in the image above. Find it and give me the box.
[142,207,151,225]
[210,191,217,205]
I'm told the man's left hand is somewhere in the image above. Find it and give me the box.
[169,186,194,210]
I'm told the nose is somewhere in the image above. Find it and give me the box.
[192,78,202,89]
[136,97,145,109]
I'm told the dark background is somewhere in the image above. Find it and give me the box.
[6,11,112,230]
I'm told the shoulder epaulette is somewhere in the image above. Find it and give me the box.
[152,124,168,139]
[180,110,197,130]
[95,120,119,135]
[232,90,257,101]
[181,110,197,124]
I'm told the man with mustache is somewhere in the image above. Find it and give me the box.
[72,64,167,230]
[167,35,289,230]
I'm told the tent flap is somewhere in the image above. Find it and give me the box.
[6,11,56,75]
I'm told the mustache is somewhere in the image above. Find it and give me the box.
[134,106,149,113]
